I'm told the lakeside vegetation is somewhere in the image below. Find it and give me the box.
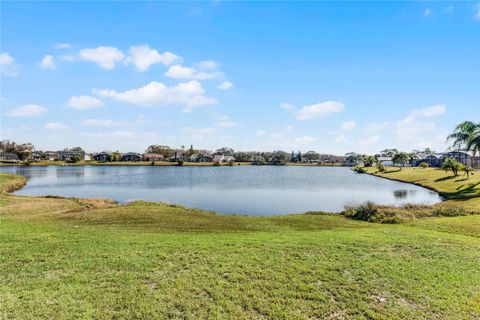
[1,172,479,319]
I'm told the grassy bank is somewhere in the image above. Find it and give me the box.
[0,173,479,319]
[365,167,480,210]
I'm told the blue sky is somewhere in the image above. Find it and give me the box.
[1,1,479,154]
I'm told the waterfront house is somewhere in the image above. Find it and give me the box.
[441,151,479,168]
[377,156,393,166]
[143,153,164,161]
[58,150,85,162]
[92,151,112,162]
[0,152,19,161]
[122,152,142,161]
[45,151,59,161]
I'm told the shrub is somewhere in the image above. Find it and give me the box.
[419,162,429,168]
[376,162,385,172]
[213,161,220,166]
[228,161,234,166]
[343,201,378,221]
[177,160,184,166]
[352,166,367,174]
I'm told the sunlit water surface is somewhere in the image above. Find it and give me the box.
[1,166,442,215]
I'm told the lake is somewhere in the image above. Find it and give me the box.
[1,165,442,215]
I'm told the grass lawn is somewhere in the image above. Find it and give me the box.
[0,173,479,319]
[365,167,480,210]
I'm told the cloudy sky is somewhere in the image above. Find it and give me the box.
[1,2,479,154]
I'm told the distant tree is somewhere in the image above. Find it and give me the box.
[304,151,318,163]
[380,148,399,157]
[447,121,480,168]
[376,162,385,172]
[146,145,175,158]
[270,150,289,165]
[66,155,81,163]
[111,151,122,162]
[364,156,376,167]
[392,152,409,169]
[233,151,250,162]
[215,147,234,156]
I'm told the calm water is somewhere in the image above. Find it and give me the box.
[1,166,442,215]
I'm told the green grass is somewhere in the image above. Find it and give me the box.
[1,173,479,319]
[365,167,480,210]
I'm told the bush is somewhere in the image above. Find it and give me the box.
[419,162,429,168]
[352,166,367,173]
[228,161,234,166]
[213,161,220,166]
[376,162,385,172]
[343,202,379,221]
[177,160,184,166]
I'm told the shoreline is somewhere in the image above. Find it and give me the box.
[0,161,343,167]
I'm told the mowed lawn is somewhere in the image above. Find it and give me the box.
[0,173,479,319]
[365,167,480,210]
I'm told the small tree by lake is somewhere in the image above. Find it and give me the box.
[464,166,474,179]
[392,152,409,169]
[442,156,463,176]
[419,162,429,169]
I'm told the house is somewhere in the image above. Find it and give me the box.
[441,151,479,168]
[189,153,213,162]
[58,151,85,162]
[92,151,112,162]
[0,152,19,161]
[29,151,44,161]
[414,154,442,167]
[84,154,92,161]
[122,152,142,161]
[45,151,59,161]
[143,153,164,161]
[213,155,224,163]
[377,156,393,166]
[213,155,235,163]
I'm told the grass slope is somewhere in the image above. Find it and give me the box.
[365,167,480,210]
[0,173,479,319]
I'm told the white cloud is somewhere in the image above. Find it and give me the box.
[79,46,125,69]
[423,8,433,17]
[293,136,316,145]
[67,95,104,110]
[296,101,344,120]
[165,64,221,80]
[195,60,219,70]
[213,116,236,128]
[411,104,446,117]
[218,81,233,90]
[81,130,135,138]
[81,119,128,127]
[125,45,181,71]
[475,3,480,19]
[396,105,448,150]
[44,122,70,130]
[365,121,389,134]
[341,120,356,131]
[0,52,19,77]
[7,104,47,117]
[94,81,217,110]
[40,55,56,69]
[359,135,380,146]
[280,102,296,110]
[55,43,72,49]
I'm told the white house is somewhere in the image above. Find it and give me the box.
[377,156,393,166]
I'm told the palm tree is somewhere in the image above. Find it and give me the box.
[447,121,480,168]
